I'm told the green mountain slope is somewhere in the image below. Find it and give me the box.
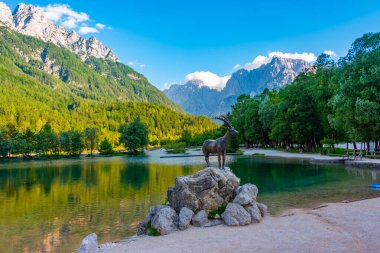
[0,27,216,144]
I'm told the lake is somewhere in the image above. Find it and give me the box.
[0,150,379,253]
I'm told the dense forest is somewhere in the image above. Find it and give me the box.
[0,26,217,156]
[230,32,380,152]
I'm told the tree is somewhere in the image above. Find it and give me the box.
[84,127,99,156]
[99,139,113,155]
[37,123,58,155]
[70,130,84,156]
[119,118,149,153]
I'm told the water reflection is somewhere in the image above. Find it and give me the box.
[0,153,379,253]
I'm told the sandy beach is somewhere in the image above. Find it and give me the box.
[99,197,380,253]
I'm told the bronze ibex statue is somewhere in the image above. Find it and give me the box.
[202,115,238,169]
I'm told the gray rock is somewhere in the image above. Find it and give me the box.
[245,203,262,223]
[257,203,268,217]
[192,210,209,227]
[221,203,251,226]
[168,167,240,213]
[233,183,258,206]
[137,205,164,235]
[151,206,179,235]
[77,233,98,253]
[204,219,223,227]
[179,207,194,230]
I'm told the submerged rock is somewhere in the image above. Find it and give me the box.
[151,206,179,235]
[221,203,252,226]
[179,207,194,230]
[233,183,258,206]
[192,210,209,227]
[168,167,240,213]
[77,233,98,253]
[245,203,262,223]
[257,203,268,217]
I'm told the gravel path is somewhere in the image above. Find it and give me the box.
[99,198,380,253]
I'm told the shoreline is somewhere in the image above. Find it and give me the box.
[243,148,380,168]
[2,147,380,169]
[98,197,380,253]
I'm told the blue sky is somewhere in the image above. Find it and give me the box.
[4,0,380,89]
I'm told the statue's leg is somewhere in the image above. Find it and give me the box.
[205,152,210,167]
[217,153,221,169]
[222,150,226,169]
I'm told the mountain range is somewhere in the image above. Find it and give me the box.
[164,57,311,116]
[0,2,216,144]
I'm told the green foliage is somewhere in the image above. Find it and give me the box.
[230,32,380,151]
[84,127,99,156]
[99,139,113,155]
[0,26,217,153]
[165,142,187,153]
[119,118,149,153]
[146,223,161,236]
[208,203,227,219]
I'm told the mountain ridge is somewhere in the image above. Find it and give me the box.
[0,1,117,61]
[164,57,311,116]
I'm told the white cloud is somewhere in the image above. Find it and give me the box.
[185,71,231,91]
[43,4,107,35]
[323,50,337,57]
[127,61,145,68]
[243,51,317,70]
[233,64,241,69]
[78,26,99,35]
[96,23,105,29]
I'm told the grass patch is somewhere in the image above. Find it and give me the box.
[146,222,161,236]
[208,203,227,219]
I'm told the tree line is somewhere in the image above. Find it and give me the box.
[0,118,153,157]
[230,32,380,152]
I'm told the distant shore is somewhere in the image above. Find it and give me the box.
[2,147,380,169]
[99,197,380,253]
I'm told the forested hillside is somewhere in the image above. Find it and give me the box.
[0,26,216,148]
[230,32,380,152]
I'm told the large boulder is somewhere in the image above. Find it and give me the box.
[179,207,194,230]
[233,183,258,206]
[77,233,98,253]
[168,167,240,213]
[191,210,209,227]
[151,206,179,235]
[221,203,251,226]
[245,203,262,223]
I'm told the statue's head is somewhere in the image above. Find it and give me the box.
[230,126,239,136]
[211,115,238,136]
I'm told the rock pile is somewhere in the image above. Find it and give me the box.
[137,167,268,236]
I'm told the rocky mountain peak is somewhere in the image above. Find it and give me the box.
[165,58,311,116]
[0,1,117,61]
[0,1,13,27]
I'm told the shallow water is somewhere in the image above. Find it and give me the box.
[0,150,379,253]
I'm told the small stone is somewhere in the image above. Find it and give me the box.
[179,207,194,230]
[137,205,164,235]
[245,203,262,223]
[77,233,98,253]
[221,203,252,226]
[257,203,268,217]
[192,210,209,227]
[151,206,179,235]
[233,184,258,206]
[204,219,223,227]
